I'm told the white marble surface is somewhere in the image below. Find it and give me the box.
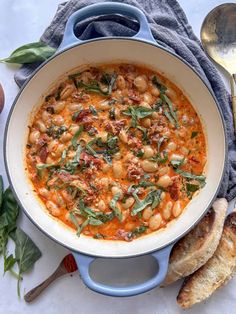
[0,1,235,313]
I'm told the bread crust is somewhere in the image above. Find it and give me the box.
[177,211,236,309]
[163,198,227,285]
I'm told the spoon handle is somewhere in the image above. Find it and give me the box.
[230,75,236,132]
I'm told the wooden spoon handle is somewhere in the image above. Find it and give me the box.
[24,266,66,303]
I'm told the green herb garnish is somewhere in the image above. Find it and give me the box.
[191,131,198,139]
[71,125,84,148]
[109,193,122,222]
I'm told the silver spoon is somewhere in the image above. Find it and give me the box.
[201,3,236,130]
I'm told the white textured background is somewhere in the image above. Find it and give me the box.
[0,1,235,313]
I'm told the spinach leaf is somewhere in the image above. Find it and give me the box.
[122,106,153,127]
[161,94,179,128]
[101,73,117,95]
[76,80,108,96]
[152,76,167,94]
[109,193,122,222]
[150,151,168,164]
[131,189,162,216]
[186,183,200,192]
[191,131,198,139]
[71,125,84,148]
[0,42,56,64]
[157,136,168,153]
[170,158,185,169]
[175,169,206,186]
[15,228,42,297]
[128,225,147,239]
[89,105,98,116]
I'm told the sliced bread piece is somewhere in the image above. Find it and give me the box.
[163,198,227,286]
[177,211,236,309]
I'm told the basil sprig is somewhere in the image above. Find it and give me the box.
[0,42,56,64]
[122,106,153,127]
[0,177,41,297]
[131,189,162,216]
[109,193,123,222]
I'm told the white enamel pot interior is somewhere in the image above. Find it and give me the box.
[4,38,226,258]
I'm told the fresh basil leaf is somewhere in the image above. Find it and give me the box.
[0,213,8,229]
[137,126,148,144]
[2,188,20,233]
[88,217,103,226]
[101,72,117,95]
[107,136,118,149]
[152,76,167,94]
[77,218,90,236]
[161,94,179,128]
[60,149,67,164]
[170,158,185,169]
[0,175,3,208]
[136,150,144,157]
[164,110,176,126]
[109,193,122,222]
[186,183,200,192]
[36,163,56,170]
[4,254,16,273]
[86,139,99,157]
[131,189,162,216]
[15,228,42,297]
[175,169,206,185]
[109,107,116,120]
[130,225,147,238]
[89,105,98,116]
[0,42,56,64]
[74,145,83,163]
[150,151,168,164]
[76,80,108,96]
[122,106,153,127]
[71,125,84,148]
[157,136,168,153]
[191,131,198,139]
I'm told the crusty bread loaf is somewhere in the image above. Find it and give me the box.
[177,211,236,309]
[163,198,227,286]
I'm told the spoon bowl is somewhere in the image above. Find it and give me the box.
[201,3,236,76]
[201,3,236,131]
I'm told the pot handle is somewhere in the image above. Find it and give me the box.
[58,2,155,50]
[72,243,173,297]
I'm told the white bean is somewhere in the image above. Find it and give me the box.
[35,120,46,133]
[167,141,177,151]
[97,200,106,211]
[39,188,49,198]
[150,86,160,96]
[142,118,151,128]
[60,132,72,143]
[48,140,58,152]
[113,162,123,178]
[111,186,123,199]
[149,214,162,230]
[98,100,111,110]
[173,201,182,217]
[152,112,159,119]
[140,101,152,109]
[170,153,184,161]
[163,201,173,220]
[46,201,61,217]
[60,85,74,100]
[42,110,51,123]
[100,177,110,189]
[143,146,155,158]
[157,175,172,188]
[102,163,111,173]
[158,166,169,176]
[119,130,128,143]
[70,125,80,135]
[166,88,177,100]
[141,160,158,172]
[99,131,108,143]
[134,75,148,92]
[180,146,189,155]
[142,207,153,221]
[53,101,66,113]
[143,92,153,104]
[29,130,40,144]
[68,103,82,112]
[113,152,121,160]
[116,75,126,89]
[53,115,64,126]
[122,197,135,209]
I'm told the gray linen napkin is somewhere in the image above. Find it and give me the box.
[15,0,236,201]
